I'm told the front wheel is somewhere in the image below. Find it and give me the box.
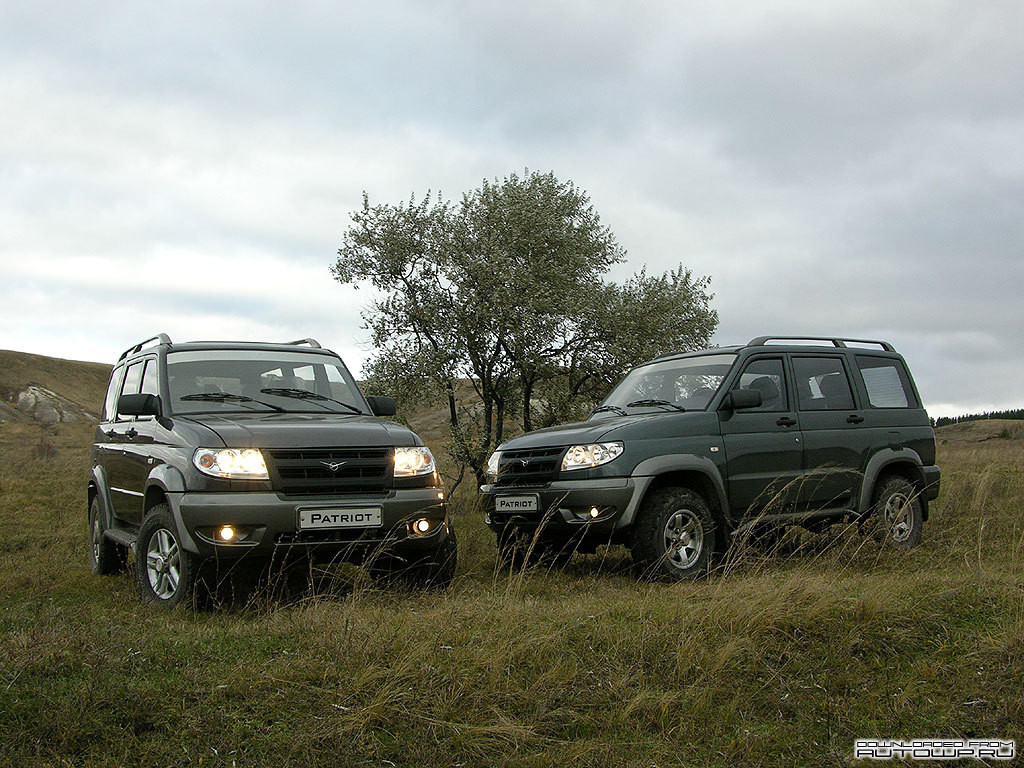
[871,476,923,548]
[631,487,719,581]
[135,505,200,607]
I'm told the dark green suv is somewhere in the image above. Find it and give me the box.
[480,336,940,580]
[88,335,456,606]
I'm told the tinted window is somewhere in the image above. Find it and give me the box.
[101,366,124,422]
[733,358,787,412]
[856,355,915,408]
[792,357,855,411]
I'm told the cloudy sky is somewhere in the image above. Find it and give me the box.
[1,1,1021,417]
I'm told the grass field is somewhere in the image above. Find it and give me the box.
[1,420,1022,767]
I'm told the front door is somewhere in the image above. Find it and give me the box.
[720,357,803,519]
[106,360,146,523]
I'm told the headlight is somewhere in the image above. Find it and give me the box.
[394,446,436,477]
[485,451,501,479]
[193,448,269,479]
[561,441,624,471]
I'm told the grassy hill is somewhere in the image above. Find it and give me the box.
[0,349,111,422]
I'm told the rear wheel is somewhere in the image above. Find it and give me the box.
[135,505,201,607]
[872,475,923,547]
[631,487,718,581]
[88,496,126,575]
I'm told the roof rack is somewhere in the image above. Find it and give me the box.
[746,336,895,352]
[285,338,321,348]
[118,333,172,361]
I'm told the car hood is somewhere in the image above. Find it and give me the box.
[495,414,654,451]
[179,413,421,449]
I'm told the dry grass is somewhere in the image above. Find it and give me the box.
[1,423,1022,767]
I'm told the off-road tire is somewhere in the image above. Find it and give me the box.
[135,505,200,607]
[88,496,126,575]
[370,528,458,590]
[631,487,718,581]
[871,475,923,548]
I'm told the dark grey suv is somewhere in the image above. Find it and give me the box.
[88,334,456,606]
[480,336,940,580]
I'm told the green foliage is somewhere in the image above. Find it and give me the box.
[333,170,717,484]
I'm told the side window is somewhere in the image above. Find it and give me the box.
[733,358,787,412]
[792,357,855,411]
[116,361,144,420]
[856,355,916,408]
[101,366,125,422]
[141,359,159,396]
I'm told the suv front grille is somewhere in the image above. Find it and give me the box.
[494,446,565,487]
[266,448,391,497]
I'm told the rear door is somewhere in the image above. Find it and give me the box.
[720,356,803,518]
[791,354,873,510]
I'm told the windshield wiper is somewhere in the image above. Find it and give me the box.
[591,404,628,416]
[179,392,286,412]
[259,387,363,414]
[626,399,686,412]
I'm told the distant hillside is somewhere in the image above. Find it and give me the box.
[0,349,111,423]
[934,418,1023,443]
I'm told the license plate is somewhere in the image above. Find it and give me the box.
[495,495,539,513]
[298,507,382,530]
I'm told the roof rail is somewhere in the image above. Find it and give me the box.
[118,333,172,361]
[285,338,322,348]
[746,335,895,352]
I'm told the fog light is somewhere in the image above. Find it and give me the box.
[589,506,600,518]
[414,518,431,534]
[218,525,237,541]
[436,491,444,500]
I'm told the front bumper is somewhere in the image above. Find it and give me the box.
[168,488,448,559]
[479,477,643,535]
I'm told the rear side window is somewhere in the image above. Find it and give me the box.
[792,357,855,411]
[856,355,916,408]
[101,366,124,422]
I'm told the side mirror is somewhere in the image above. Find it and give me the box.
[366,395,397,417]
[118,393,161,417]
[721,388,762,410]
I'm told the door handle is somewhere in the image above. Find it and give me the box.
[125,427,138,439]
[847,414,864,424]
[776,417,797,427]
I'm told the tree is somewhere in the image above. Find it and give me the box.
[332,170,717,487]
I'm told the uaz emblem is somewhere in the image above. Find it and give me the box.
[321,460,347,472]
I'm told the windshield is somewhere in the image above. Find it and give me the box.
[596,353,736,415]
[167,350,369,415]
